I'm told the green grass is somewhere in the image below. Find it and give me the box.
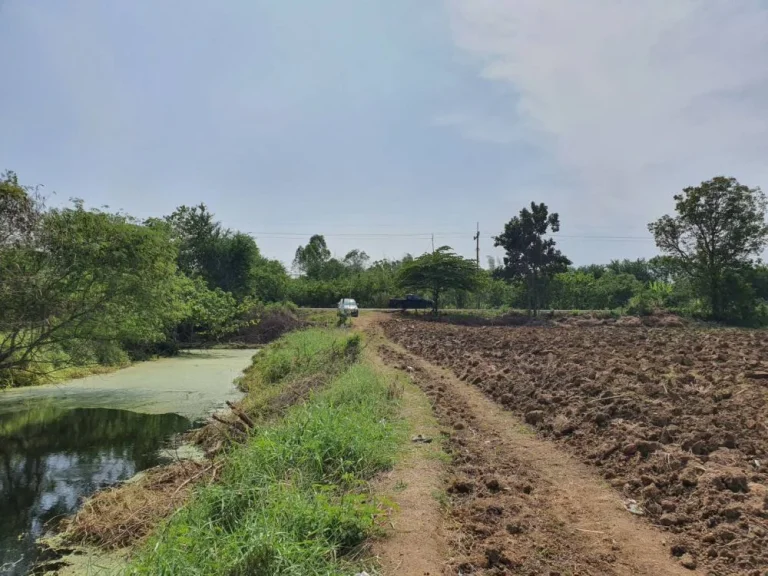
[239,328,360,391]
[236,328,362,419]
[297,309,340,327]
[129,329,402,576]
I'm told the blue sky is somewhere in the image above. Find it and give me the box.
[3,1,768,268]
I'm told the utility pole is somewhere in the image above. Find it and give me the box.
[431,233,435,253]
[473,222,480,269]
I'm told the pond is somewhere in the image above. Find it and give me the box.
[0,349,255,575]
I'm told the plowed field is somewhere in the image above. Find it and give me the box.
[383,317,768,575]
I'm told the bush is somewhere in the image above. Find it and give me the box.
[625,291,656,316]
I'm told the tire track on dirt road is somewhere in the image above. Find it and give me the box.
[376,340,698,576]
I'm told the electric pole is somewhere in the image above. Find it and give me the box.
[431,233,435,253]
[473,222,480,269]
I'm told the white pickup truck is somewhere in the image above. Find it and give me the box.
[337,298,359,317]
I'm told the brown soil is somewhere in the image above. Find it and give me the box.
[377,341,698,576]
[362,313,449,575]
[383,318,768,575]
[370,363,448,574]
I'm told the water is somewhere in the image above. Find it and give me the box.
[0,349,255,575]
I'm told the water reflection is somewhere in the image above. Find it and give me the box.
[0,406,192,575]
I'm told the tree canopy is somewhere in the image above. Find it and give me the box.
[494,202,571,315]
[397,247,478,313]
[648,176,768,320]
[293,235,332,279]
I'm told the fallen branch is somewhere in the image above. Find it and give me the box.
[226,400,255,428]
[212,414,248,435]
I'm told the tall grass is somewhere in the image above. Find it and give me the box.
[239,328,361,391]
[129,330,401,575]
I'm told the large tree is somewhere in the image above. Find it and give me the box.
[342,249,370,273]
[293,235,332,279]
[164,204,287,300]
[397,246,478,313]
[494,202,571,315]
[648,176,768,320]
[1,202,184,380]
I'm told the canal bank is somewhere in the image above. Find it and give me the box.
[0,349,256,575]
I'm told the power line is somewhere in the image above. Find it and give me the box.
[249,231,654,242]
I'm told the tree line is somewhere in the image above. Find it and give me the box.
[290,176,768,325]
[2,171,767,386]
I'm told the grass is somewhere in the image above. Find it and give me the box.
[128,327,403,575]
[239,328,360,390]
[235,328,361,419]
[297,309,340,327]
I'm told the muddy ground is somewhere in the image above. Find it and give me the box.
[383,317,768,576]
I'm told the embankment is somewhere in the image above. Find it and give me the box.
[52,326,406,575]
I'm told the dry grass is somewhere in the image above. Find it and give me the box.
[63,460,216,550]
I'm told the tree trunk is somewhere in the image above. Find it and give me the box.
[432,288,439,315]
[710,273,722,320]
[526,274,534,316]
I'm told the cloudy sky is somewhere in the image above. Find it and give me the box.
[3,0,768,268]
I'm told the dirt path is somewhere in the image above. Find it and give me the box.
[371,322,700,575]
[361,313,449,575]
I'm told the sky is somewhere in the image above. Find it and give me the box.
[3,0,768,269]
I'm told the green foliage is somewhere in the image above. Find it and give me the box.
[494,202,571,315]
[649,176,768,320]
[0,173,300,385]
[293,234,333,279]
[548,271,641,310]
[287,256,405,309]
[397,246,479,313]
[0,200,185,381]
[0,170,42,247]
[240,328,361,391]
[606,258,656,283]
[165,204,289,301]
[130,331,402,576]
[574,263,607,279]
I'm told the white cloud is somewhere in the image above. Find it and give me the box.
[447,0,768,231]
[432,112,521,144]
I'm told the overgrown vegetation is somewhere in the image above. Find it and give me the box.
[3,169,767,389]
[0,172,293,387]
[128,328,403,575]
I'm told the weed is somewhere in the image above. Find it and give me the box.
[238,328,359,392]
[431,489,450,511]
[129,334,404,575]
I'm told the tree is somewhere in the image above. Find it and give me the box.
[0,171,42,247]
[251,258,289,303]
[574,264,607,279]
[342,249,370,273]
[164,204,223,280]
[397,246,478,313]
[1,202,184,380]
[648,176,768,320]
[606,259,655,284]
[293,235,332,279]
[494,202,571,315]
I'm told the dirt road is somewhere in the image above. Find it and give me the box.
[367,314,768,575]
